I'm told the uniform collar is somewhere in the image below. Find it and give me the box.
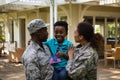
[54,38,68,46]
[31,41,45,51]
[75,43,91,51]
[80,43,90,50]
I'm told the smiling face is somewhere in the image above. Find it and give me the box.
[54,26,67,43]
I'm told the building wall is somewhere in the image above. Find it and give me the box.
[0,4,120,48]
[84,5,120,17]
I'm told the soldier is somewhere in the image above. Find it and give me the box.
[22,19,53,80]
[66,22,103,80]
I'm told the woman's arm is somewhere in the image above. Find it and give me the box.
[66,48,92,79]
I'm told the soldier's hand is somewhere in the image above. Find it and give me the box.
[68,46,74,59]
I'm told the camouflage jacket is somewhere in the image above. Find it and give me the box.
[66,43,98,80]
[22,41,53,80]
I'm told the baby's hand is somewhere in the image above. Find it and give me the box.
[56,52,64,58]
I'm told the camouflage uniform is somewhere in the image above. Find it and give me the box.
[22,41,53,80]
[66,43,98,80]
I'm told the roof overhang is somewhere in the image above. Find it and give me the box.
[0,0,120,13]
[0,0,50,13]
[100,0,120,7]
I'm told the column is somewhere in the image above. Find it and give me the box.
[50,0,54,38]
[93,16,96,27]
[104,17,107,45]
[54,0,57,23]
[115,18,118,44]
[49,0,57,38]
[68,0,72,40]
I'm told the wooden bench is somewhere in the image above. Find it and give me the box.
[9,48,25,62]
[0,44,3,57]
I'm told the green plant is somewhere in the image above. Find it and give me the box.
[0,25,5,43]
[0,35,5,43]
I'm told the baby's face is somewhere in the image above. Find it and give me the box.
[54,26,67,43]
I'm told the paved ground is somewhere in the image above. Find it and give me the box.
[0,56,120,80]
[98,60,120,80]
[0,56,25,80]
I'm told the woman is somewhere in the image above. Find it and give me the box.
[66,22,104,80]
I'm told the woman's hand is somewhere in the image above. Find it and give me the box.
[68,46,74,59]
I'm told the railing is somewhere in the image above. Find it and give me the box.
[0,0,17,5]
[0,0,100,6]
[64,0,99,3]
[100,0,120,5]
[0,0,49,6]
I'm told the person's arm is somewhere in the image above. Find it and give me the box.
[56,43,74,60]
[56,52,69,60]
[44,45,54,80]
[63,53,69,60]
[66,48,91,79]
[66,58,88,79]
[25,63,41,80]
[25,60,53,80]
[44,65,54,80]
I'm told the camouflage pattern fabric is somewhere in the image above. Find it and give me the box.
[66,43,98,80]
[22,41,53,80]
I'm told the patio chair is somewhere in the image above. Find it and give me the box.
[114,44,120,47]
[104,44,113,66]
[105,44,112,50]
[9,48,25,62]
[105,47,120,68]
